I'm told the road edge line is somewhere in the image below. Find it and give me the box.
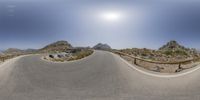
[111,52,200,78]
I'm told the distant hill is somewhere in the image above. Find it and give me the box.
[3,48,25,55]
[93,43,111,50]
[3,48,38,55]
[39,41,73,53]
[24,49,38,53]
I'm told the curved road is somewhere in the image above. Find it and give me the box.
[0,51,200,100]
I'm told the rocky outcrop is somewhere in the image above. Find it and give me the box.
[159,40,189,51]
[159,40,199,57]
[93,43,111,50]
[39,41,72,53]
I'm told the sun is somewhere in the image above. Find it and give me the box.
[100,11,122,22]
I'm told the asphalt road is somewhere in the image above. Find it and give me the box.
[0,50,200,100]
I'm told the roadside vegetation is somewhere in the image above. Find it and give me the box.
[117,40,200,73]
[68,49,94,61]
[43,49,94,62]
[0,54,21,63]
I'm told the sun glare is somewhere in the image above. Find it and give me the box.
[100,11,122,22]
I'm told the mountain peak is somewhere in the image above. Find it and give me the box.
[40,40,72,52]
[159,40,186,51]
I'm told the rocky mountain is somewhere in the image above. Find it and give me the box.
[93,43,111,50]
[159,40,189,51]
[39,41,73,53]
[158,40,199,57]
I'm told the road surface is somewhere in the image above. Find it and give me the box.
[0,50,200,100]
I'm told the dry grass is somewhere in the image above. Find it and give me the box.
[51,58,65,62]
[68,50,93,61]
[0,54,19,62]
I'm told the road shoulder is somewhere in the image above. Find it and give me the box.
[111,52,200,78]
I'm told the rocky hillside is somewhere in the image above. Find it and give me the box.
[120,40,200,62]
[159,40,199,57]
[3,48,37,55]
[40,41,73,53]
[159,40,188,51]
[93,43,111,50]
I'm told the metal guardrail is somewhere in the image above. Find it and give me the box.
[114,51,200,68]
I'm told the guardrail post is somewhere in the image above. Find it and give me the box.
[178,63,181,69]
[134,58,137,65]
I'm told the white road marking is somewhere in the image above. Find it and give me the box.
[112,53,200,78]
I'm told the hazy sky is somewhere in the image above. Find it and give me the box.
[0,0,200,49]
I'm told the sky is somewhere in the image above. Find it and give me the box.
[0,0,200,50]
